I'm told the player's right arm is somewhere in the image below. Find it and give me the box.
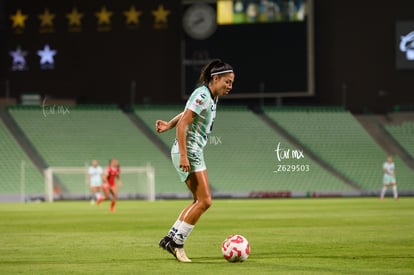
[383,163,391,175]
[155,112,183,133]
[87,168,92,186]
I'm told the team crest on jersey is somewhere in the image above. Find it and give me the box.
[196,98,203,105]
[196,93,207,105]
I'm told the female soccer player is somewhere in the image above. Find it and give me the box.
[380,155,398,200]
[87,160,103,204]
[155,59,234,262]
[98,158,122,212]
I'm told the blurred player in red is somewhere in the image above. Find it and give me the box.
[98,158,122,212]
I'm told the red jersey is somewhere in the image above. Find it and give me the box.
[105,166,120,186]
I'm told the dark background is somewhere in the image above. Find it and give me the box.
[395,21,414,70]
[313,0,414,113]
[183,21,308,96]
[1,0,414,113]
[1,0,182,105]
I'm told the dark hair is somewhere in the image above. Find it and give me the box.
[199,59,233,85]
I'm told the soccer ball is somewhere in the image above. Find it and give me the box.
[221,234,250,262]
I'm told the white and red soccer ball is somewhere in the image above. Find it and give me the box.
[221,234,250,262]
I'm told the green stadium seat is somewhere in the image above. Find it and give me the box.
[265,107,414,191]
[385,122,414,159]
[136,105,354,193]
[0,119,44,195]
[6,104,412,198]
[8,106,187,195]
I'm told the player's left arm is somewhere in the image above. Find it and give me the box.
[176,109,196,172]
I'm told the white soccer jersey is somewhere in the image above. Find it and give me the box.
[88,166,103,185]
[183,85,217,153]
[383,162,395,175]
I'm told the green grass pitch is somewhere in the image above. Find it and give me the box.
[1,198,413,274]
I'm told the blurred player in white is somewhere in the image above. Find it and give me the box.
[87,160,103,204]
[380,155,398,200]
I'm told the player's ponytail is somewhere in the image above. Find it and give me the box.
[199,59,233,85]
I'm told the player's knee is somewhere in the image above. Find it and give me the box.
[199,197,212,211]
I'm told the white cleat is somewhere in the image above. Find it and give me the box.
[166,241,192,263]
[175,247,192,263]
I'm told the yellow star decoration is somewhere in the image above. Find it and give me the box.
[10,9,28,28]
[38,9,55,27]
[66,8,84,27]
[152,5,170,24]
[95,6,113,25]
[123,5,142,25]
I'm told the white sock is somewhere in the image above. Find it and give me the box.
[95,193,101,200]
[380,186,387,199]
[392,186,398,199]
[173,221,194,245]
[167,219,182,238]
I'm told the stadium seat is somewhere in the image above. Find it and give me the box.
[0,119,44,195]
[136,105,354,193]
[385,122,414,159]
[8,105,187,195]
[6,105,413,198]
[264,107,414,191]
